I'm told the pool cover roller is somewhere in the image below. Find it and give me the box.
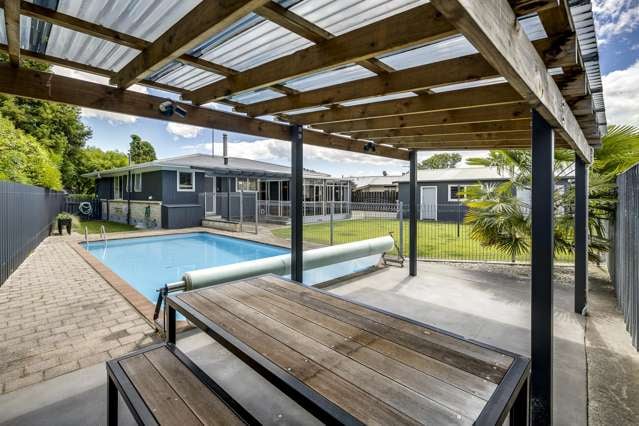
[182,236,394,290]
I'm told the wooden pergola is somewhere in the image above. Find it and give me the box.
[0,0,605,423]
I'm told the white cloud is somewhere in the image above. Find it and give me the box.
[166,122,204,139]
[602,60,639,126]
[50,65,147,124]
[179,138,407,168]
[593,0,639,45]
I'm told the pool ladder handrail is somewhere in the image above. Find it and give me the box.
[84,226,89,244]
[100,225,107,242]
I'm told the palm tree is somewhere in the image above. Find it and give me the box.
[463,125,639,262]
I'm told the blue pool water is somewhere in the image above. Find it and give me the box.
[84,232,380,307]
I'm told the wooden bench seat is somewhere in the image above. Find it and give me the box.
[106,343,259,425]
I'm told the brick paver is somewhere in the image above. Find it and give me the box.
[0,236,158,394]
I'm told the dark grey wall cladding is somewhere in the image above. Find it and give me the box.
[398,180,502,222]
[610,164,639,349]
[161,204,204,229]
[161,170,204,204]
[0,181,65,286]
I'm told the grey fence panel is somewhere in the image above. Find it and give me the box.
[612,164,639,349]
[0,181,65,286]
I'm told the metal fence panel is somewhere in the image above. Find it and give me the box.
[0,181,65,286]
[611,164,639,349]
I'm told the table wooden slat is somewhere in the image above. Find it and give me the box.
[180,292,420,425]
[232,280,497,400]
[198,287,470,424]
[144,347,246,426]
[119,352,203,425]
[221,283,487,420]
[170,275,528,425]
[252,276,508,383]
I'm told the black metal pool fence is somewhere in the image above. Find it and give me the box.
[609,164,639,350]
[0,181,65,286]
[273,201,575,264]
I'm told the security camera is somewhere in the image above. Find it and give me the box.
[363,141,376,153]
[174,104,187,118]
[158,100,188,118]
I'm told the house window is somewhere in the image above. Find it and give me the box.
[236,178,258,192]
[114,176,122,199]
[448,184,478,202]
[177,171,195,191]
[133,173,142,192]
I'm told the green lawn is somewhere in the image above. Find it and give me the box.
[272,219,574,263]
[73,219,138,234]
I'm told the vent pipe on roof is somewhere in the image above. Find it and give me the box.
[223,133,228,165]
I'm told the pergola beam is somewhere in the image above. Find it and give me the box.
[284,84,523,125]
[4,0,20,66]
[238,36,577,117]
[314,103,532,133]
[430,0,591,162]
[111,0,271,88]
[0,64,408,161]
[351,120,531,140]
[388,131,532,144]
[184,4,457,104]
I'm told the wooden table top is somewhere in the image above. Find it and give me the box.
[167,274,529,425]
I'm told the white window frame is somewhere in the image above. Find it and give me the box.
[177,171,195,192]
[235,177,258,192]
[113,176,122,199]
[133,173,142,192]
[448,184,474,202]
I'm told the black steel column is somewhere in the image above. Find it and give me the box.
[574,155,589,314]
[290,125,304,283]
[409,150,417,276]
[530,109,555,425]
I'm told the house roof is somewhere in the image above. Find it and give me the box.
[394,167,510,183]
[82,153,332,179]
[347,175,401,190]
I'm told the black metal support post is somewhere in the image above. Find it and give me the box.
[530,110,554,425]
[165,304,176,344]
[107,375,118,426]
[409,150,417,276]
[574,155,589,315]
[290,125,304,283]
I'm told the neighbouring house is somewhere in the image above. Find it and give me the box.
[82,154,351,229]
[395,167,574,221]
[348,175,401,203]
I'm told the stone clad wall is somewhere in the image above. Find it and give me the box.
[100,200,162,229]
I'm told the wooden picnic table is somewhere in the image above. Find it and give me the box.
[165,274,530,425]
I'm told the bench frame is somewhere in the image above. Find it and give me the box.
[106,342,258,425]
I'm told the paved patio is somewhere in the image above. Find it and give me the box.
[0,231,636,425]
[0,236,158,394]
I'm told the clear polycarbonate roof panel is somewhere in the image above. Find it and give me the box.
[229,89,284,104]
[379,14,546,70]
[285,64,375,91]
[340,92,417,107]
[153,64,223,91]
[290,0,428,36]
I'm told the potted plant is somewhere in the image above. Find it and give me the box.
[56,212,73,235]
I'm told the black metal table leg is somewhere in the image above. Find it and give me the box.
[107,375,118,426]
[166,304,176,344]
[509,376,530,425]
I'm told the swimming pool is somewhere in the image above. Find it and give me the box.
[83,232,379,306]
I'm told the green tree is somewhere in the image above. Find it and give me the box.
[0,114,62,190]
[463,126,639,262]
[0,53,92,192]
[418,153,462,169]
[74,147,129,194]
[129,134,156,164]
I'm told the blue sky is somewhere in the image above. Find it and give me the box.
[62,0,639,177]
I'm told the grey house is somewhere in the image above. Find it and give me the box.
[395,168,512,222]
[83,154,351,229]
